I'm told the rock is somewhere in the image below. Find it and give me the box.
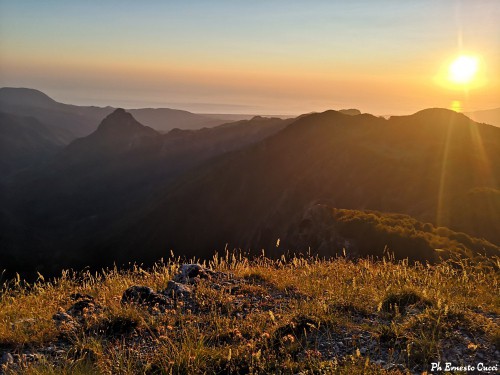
[121,285,170,308]
[52,310,78,331]
[67,299,100,318]
[53,310,74,323]
[122,285,154,303]
[174,264,214,283]
[52,294,100,328]
[1,352,14,365]
[161,281,192,298]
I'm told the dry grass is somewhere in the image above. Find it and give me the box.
[0,252,498,374]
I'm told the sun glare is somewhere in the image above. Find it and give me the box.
[448,55,478,84]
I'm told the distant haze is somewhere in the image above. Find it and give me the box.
[0,1,499,115]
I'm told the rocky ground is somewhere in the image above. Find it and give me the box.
[1,258,499,374]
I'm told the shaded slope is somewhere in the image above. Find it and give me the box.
[100,109,499,263]
[0,112,68,177]
[60,108,160,163]
[1,111,292,276]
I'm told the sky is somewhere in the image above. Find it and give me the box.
[0,0,499,115]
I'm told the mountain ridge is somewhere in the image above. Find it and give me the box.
[0,88,244,142]
[94,108,498,264]
[1,103,499,278]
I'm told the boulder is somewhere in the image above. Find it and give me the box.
[121,285,170,308]
[161,280,192,298]
[174,264,215,283]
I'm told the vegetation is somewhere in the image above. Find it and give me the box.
[328,208,500,262]
[1,252,498,374]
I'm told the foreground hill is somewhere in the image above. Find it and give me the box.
[98,108,499,264]
[0,254,498,373]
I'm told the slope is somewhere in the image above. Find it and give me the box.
[1,111,292,277]
[0,112,68,177]
[100,109,499,263]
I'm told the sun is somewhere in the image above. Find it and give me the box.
[448,55,478,84]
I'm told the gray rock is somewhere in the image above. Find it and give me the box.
[161,281,192,298]
[0,352,14,365]
[175,264,214,283]
[52,310,78,331]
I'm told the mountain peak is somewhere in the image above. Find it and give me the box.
[110,107,127,115]
[105,108,133,120]
[97,109,157,136]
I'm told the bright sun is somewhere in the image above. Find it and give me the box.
[448,55,478,84]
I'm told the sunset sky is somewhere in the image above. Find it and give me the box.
[1,0,499,115]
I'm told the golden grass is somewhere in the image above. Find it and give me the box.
[0,252,498,374]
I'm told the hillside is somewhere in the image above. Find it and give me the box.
[0,112,67,177]
[283,205,499,263]
[0,253,498,374]
[96,109,499,265]
[0,111,292,277]
[2,107,499,279]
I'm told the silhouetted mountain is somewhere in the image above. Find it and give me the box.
[93,108,498,266]
[0,112,68,178]
[0,87,113,140]
[465,107,500,127]
[2,107,499,279]
[1,111,292,277]
[0,88,248,144]
[0,88,276,181]
[0,87,59,108]
[60,108,159,163]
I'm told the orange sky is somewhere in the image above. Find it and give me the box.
[1,1,499,115]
